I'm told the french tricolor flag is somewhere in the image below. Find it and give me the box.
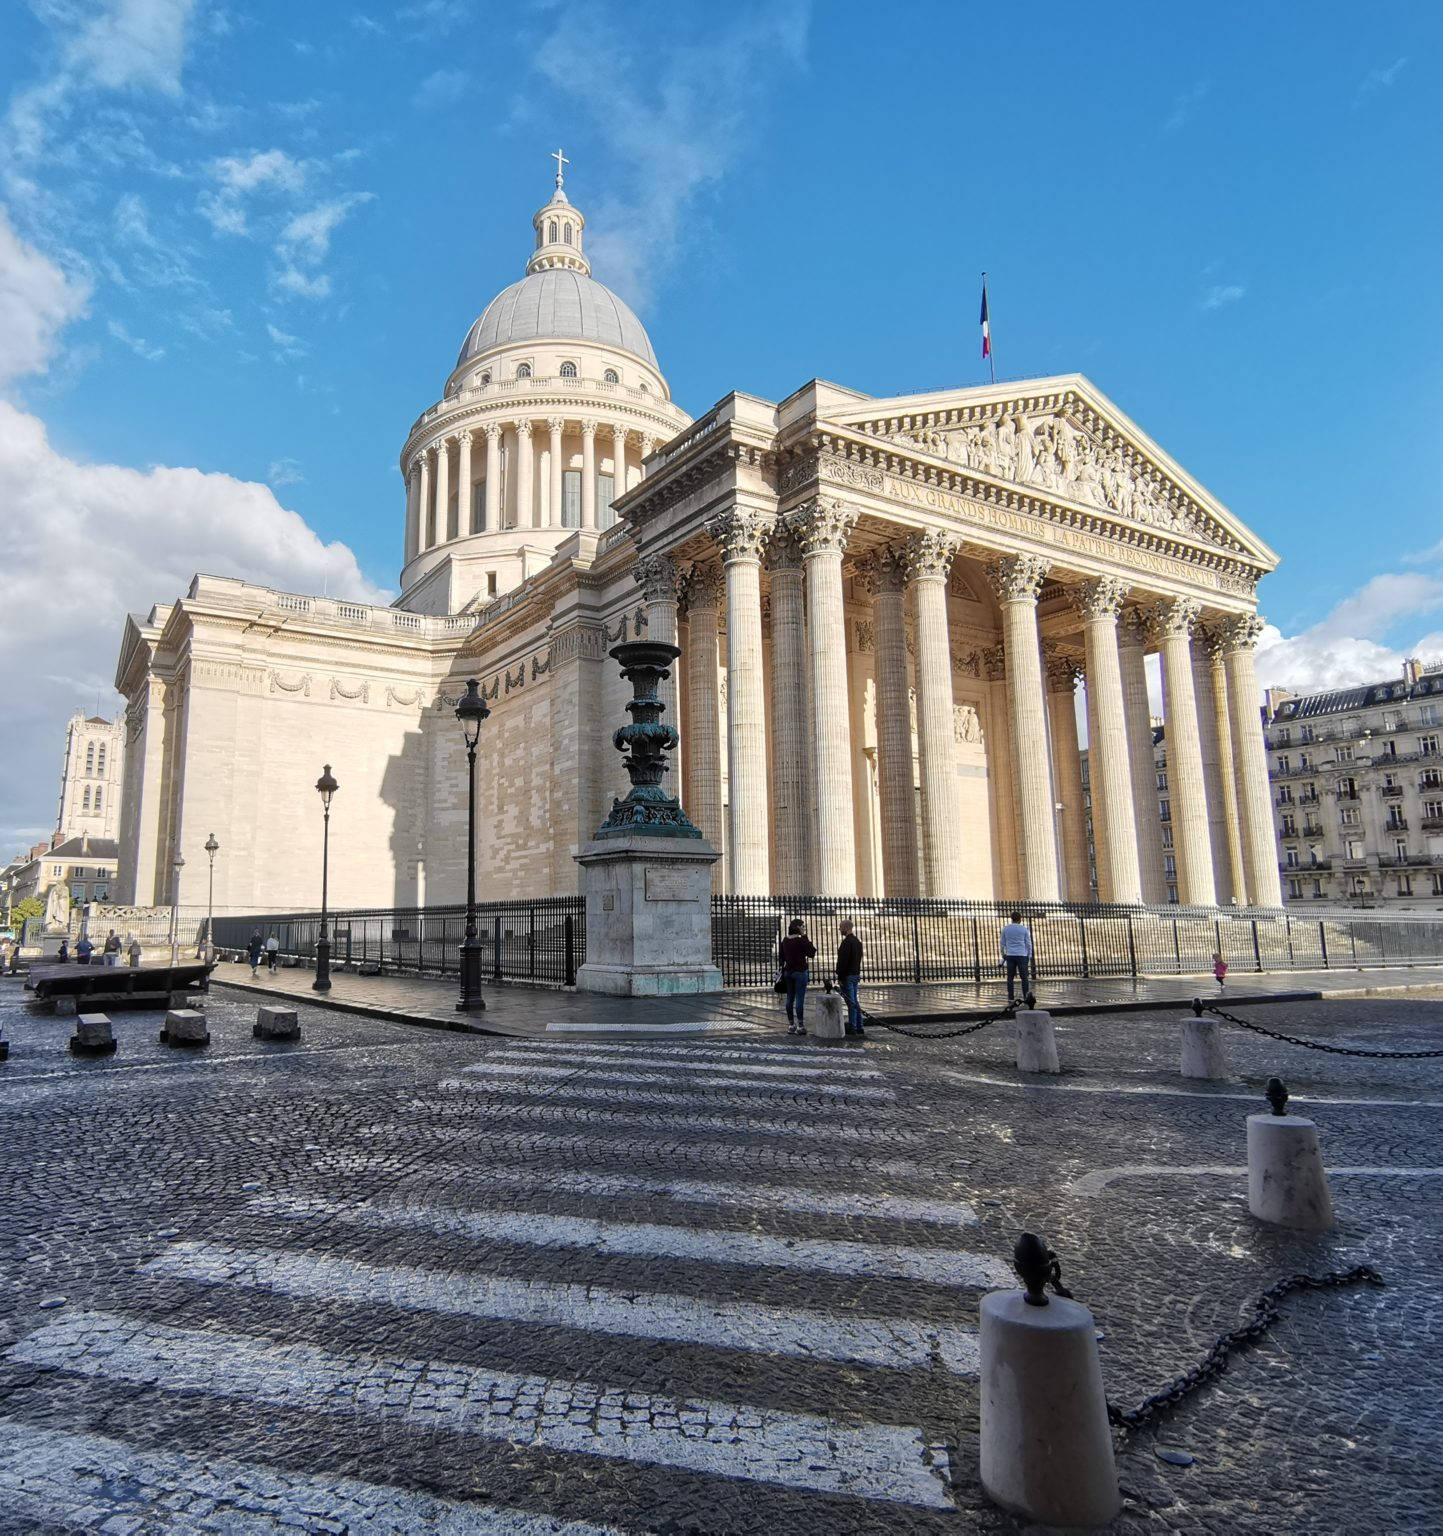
[979,282,992,360]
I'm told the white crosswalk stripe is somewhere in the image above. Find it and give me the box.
[144,1241,982,1375]
[504,1044,875,1074]
[249,1194,1013,1288]
[433,1080,888,1117]
[9,1312,957,1508]
[0,1419,632,1535]
[458,1061,894,1100]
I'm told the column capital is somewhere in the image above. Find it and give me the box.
[633,553,679,603]
[1152,595,1201,640]
[545,416,566,435]
[457,428,474,446]
[1044,646,1085,693]
[484,422,503,443]
[1218,612,1267,653]
[901,529,957,583]
[705,507,773,564]
[1071,575,1128,622]
[679,561,725,613]
[516,420,534,441]
[987,553,1049,604]
[611,424,628,443]
[856,547,908,595]
[580,420,597,440]
[1119,603,1151,648]
[786,496,856,556]
[764,522,805,572]
[640,434,655,457]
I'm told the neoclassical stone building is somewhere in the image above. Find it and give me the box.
[113,167,1282,915]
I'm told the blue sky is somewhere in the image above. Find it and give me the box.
[1,0,1440,848]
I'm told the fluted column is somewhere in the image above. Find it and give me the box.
[767,527,812,894]
[905,531,963,897]
[404,462,419,564]
[1193,626,1245,904]
[1154,597,1216,906]
[433,435,450,544]
[456,430,473,536]
[1046,650,1092,902]
[634,554,679,792]
[611,426,628,516]
[1119,609,1168,903]
[417,449,432,551]
[983,646,1020,898]
[858,549,919,897]
[514,422,533,530]
[680,564,724,860]
[580,422,597,529]
[705,510,772,893]
[1075,577,1141,904]
[483,424,501,533]
[990,554,1059,901]
[545,418,564,529]
[1221,614,1283,907]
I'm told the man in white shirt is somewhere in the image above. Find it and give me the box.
[999,911,1034,1003]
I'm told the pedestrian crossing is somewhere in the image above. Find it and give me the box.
[1,1034,1005,1530]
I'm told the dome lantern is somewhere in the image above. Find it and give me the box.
[528,147,590,277]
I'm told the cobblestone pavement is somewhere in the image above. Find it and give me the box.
[1,976,1441,1533]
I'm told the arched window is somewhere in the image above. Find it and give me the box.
[603,368,619,384]
[85,742,95,773]
[559,361,577,379]
[97,744,106,774]
[82,786,91,811]
[638,381,649,394]
[563,224,572,245]
[479,371,491,386]
[548,220,558,243]
[516,363,532,379]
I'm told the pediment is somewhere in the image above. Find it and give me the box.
[822,375,1276,571]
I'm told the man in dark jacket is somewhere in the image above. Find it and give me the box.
[836,919,864,1036]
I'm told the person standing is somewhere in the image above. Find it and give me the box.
[127,936,143,968]
[778,918,817,1037]
[264,933,280,972]
[247,930,264,978]
[1000,911,1034,1003]
[835,918,865,1037]
[75,934,94,966]
[102,930,121,967]
[1213,951,1228,990]
[56,937,70,963]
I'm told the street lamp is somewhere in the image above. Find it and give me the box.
[314,764,338,992]
[168,852,186,965]
[455,678,490,1012]
[204,833,219,963]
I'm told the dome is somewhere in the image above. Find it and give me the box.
[456,269,658,371]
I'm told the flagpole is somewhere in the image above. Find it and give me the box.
[982,271,996,384]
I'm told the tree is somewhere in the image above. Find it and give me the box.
[10,897,43,926]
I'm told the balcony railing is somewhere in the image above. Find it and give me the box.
[1380,784,1405,798]
[1422,815,1443,832]
[1385,819,1409,833]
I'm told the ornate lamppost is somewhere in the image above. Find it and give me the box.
[314,764,338,992]
[168,852,186,964]
[204,833,219,962]
[455,678,490,1012]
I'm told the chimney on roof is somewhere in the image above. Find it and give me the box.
[1403,657,1422,685]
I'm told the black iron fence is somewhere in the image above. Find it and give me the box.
[212,898,584,986]
[213,895,1443,990]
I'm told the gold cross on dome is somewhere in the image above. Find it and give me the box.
[552,147,568,187]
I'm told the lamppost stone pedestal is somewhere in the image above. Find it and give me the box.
[575,640,722,997]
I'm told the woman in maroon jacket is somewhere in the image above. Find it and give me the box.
[778,918,817,1036]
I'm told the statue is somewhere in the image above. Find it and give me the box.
[43,882,70,934]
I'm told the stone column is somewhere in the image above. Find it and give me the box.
[611,426,628,515]
[640,434,655,477]
[433,436,450,544]
[580,423,597,530]
[905,530,964,897]
[767,527,813,894]
[545,418,565,529]
[990,554,1059,901]
[514,422,534,530]
[483,424,501,533]
[417,449,432,551]
[1154,597,1216,906]
[456,430,473,536]
[858,548,919,897]
[404,462,419,564]
[634,554,679,792]
[1046,650,1092,902]
[1119,609,1168,903]
[1193,626,1245,905]
[1075,577,1142,904]
[983,645,1021,898]
[792,498,858,895]
[1221,614,1283,908]
[680,564,724,861]
[705,509,772,895]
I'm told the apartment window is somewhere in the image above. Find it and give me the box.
[1341,807,1360,826]
[69,883,85,903]
[1163,855,1177,878]
[93,884,108,902]
[1421,704,1438,726]
[1277,785,1293,804]
[1281,816,1296,838]
[1399,874,1413,895]
[1425,800,1443,819]
[1345,840,1363,859]
[1275,727,1292,745]
[1422,769,1443,790]
[1167,884,1178,904]
[1287,878,1303,900]
[1284,847,1299,868]
[1156,771,1168,791]
[1433,872,1443,897]
[51,864,62,875]
[1277,755,1291,774]
[1299,752,1312,770]
[1312,879,1324,898]
[1339,776,1357,799]
[1161,827,1174,850]
[1422,735,1440,756]
[1335,744,1352,763]
[1380,738,1397,758]
[1396,839,1408,859]
[1307,846,1322,867]
[1159,798,1171,822]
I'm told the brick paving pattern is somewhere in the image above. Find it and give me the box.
[0,973,1440,1532]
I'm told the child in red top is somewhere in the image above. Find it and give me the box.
[1213,952,1228,989]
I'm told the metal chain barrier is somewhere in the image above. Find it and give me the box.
[1198,1001,1443,1059]
[863,1009,1008,1042]
[1105,1264,1385,1432]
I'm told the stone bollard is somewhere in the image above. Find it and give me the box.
[70,1013,117,1057]
[1247,1078,1332,1231]
[1181,1001,1228,1079]
[810,987,847,1041]
[980,1233,1120,1528]
[253,1005,301,1041]
[1014,1009,1060,1073]
[159,1009,210,1048]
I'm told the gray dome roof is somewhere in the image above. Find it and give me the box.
[456,270,657,371]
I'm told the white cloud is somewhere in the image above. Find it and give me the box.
[1201,283,1245,311]
[1355,57,1408,107]
[1164,80,1209,133]
[198,148,308,235]
[267,455,304,486]
[106,317,165,360]
[0,204,91,386]
[273,192,373,301]
[397,1,473,40]
[414,68,469,110]
[68,0,197,96]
